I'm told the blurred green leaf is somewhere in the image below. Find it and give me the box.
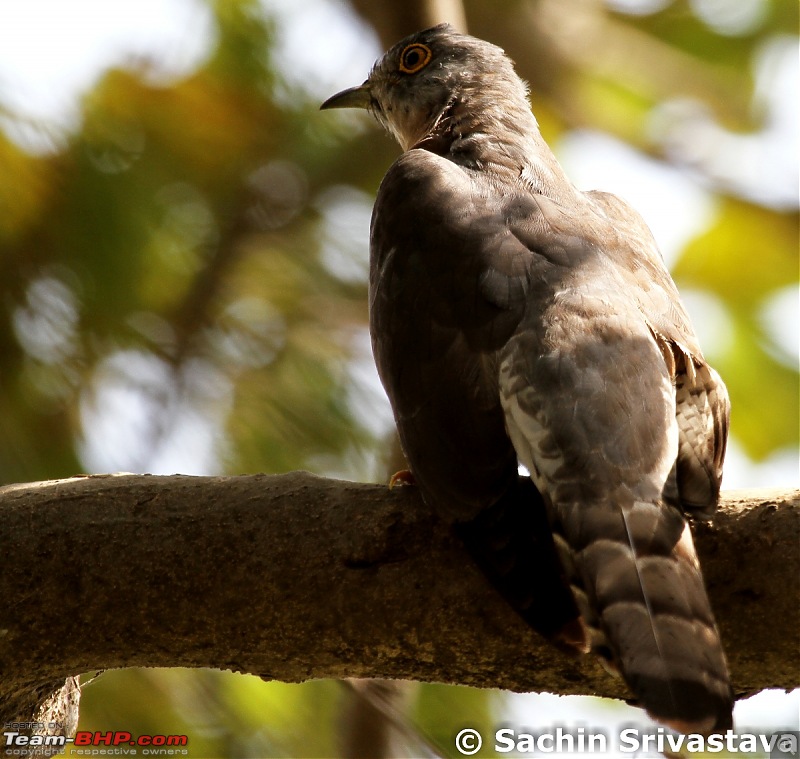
[411,683,498,758]
[675,199,799,458]
[675,199,798,304]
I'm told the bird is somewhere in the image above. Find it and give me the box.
[321,23,733,733]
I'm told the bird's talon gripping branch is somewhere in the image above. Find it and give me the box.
[388,469,416,489]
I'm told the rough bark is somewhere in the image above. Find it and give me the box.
[0,473,798,728]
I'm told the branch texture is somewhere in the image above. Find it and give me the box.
[0,473,798,724]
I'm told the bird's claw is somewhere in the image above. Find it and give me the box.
[388,469,416,489]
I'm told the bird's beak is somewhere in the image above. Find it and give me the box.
[320,83,371,111]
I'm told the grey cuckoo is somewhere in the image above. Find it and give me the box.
[321,23,732,733]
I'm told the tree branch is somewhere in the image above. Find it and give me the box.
[1,473,798,726]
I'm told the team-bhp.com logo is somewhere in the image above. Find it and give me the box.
[3,729,188,755]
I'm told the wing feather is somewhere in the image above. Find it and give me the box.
[495,188,732,731]
[370,148,582,645]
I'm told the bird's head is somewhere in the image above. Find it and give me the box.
[321,23,526,151]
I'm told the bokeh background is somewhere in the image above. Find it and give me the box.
[1,0,797,756]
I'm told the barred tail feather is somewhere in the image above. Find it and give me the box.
[552,496,733,733]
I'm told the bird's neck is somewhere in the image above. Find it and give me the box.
[421,89,575,203]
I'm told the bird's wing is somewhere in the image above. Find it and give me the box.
[495,186,732,732]
[370,148,582,644]
[370,148,535,517]
[587,190,730,515]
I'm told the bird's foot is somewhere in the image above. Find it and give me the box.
[552,616,591,656]
[388,469,416,489]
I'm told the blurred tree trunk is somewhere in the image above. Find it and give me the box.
[340,680,395,759]
[349,0,467,45]
[340,433,409,759]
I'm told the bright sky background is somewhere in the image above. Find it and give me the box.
[0,0,212,128]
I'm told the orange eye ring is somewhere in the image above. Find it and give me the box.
[399,43,432,74]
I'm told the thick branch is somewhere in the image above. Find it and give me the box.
[1,473,798,724]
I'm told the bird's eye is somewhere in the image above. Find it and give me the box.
[399,43,432,74]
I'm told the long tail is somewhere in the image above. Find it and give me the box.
[550,493,733,733]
